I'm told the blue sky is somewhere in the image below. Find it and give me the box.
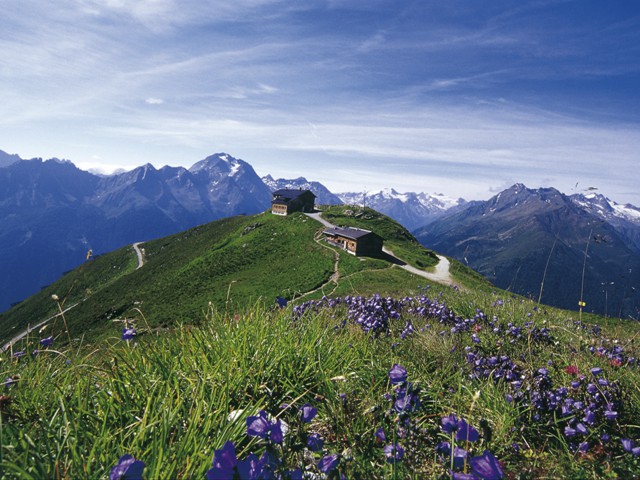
[1,1,639,203]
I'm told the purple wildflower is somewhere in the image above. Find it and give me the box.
[453,447,468,469]
[436,441,451,456]
[236,453,266,480]
[206,441,237,480]
[299,403,317,423]
[269,420,284,444]
[383,443,405,463]
[317,454,339,473]
[451,473,476,480]
[456,418,480,443]
[441,413,458,434]
[389,364,408,385]
[276,296,288,309]
[246,411,271,438]
[583,410,596,425]
[622,438,635,452]
[39,336,54,347]
[110,454,145,480]
[375,427,386,444]
[469,450,504,480]
[307,433,324,452]
[122,328,137,341]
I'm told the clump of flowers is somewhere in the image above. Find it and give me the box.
[375,364,431,470]
[438,413,504,479]
[206,403,340,479]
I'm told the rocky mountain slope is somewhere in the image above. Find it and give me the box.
[415,184,639,319]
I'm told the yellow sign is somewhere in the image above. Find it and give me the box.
[578,301,586,307]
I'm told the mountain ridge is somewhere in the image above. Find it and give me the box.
[415,184,640,318]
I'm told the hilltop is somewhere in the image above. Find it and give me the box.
[0,206,453,345]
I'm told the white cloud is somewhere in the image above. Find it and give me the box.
[145,97,164,105]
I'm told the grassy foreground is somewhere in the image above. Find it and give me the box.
[2,283,640,479]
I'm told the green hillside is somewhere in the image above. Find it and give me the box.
[2,208,639,479]
[0,208,451,344]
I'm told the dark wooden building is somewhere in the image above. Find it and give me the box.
[323,227,384,256]
[271,189,316,215]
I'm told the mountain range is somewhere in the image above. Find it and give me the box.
[261,174,342,205]
[1,149,638,318]
[415,184,640,319]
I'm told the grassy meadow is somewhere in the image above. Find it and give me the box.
[1,208,639,478]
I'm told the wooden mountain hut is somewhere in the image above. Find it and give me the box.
[323,226,383,256]
[271,189,316,215]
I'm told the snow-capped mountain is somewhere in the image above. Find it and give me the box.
[261,174,342,205]
[415,184,640,318]
[337,188,467,231]
[571,192,640,254]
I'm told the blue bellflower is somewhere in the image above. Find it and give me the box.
[299,403,317,423]
[388,364,408,385]
[110,454,145,480]
[469,450,504,480]
[383,443,405,463]
[317,454,339,473]
[206,441,237,480]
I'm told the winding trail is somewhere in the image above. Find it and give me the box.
[304,212,456,287]
[133,242,145,269]
[1,302,79,352]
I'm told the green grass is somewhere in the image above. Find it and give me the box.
[2,286,640,478]
[2,212,336,342]
[2,207,640,478]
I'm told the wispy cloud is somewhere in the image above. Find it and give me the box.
[1,1,638,204]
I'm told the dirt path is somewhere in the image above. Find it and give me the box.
[133,242,145,269]
[1,302,79,352]
[295,231,341,301]
[384,248,455,285]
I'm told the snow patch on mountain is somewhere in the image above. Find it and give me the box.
[572,192,640,224]
[337,189,467,231]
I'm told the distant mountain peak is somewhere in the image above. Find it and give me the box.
[0,149,21,168]
[572,191,640,225]
[337,189,467,231]
[190,152,248,177]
